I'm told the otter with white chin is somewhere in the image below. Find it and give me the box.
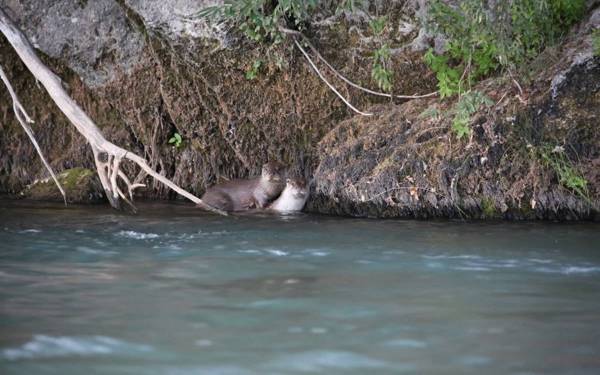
[268,177,309,213]
[201,162,285,212]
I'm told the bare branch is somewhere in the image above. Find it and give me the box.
[0,64,67,204]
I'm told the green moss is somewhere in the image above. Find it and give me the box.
[60,168,95,189]
[24,168,101,203]
[480,197,497,218]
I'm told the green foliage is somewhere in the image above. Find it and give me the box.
[168,132,183,148]
[245,59,263,80]
[369,16,387,36]
[426,0,586,97]
[451,91,493,139]
[193,0,318,45]
[370,16,393,93]
[371,44,393,92]
[593,29,600,57]
[424,49,461,98]
[539,145,589,201]
[335,0,364,14]
[419,106,441,120]
[196,1,396,93]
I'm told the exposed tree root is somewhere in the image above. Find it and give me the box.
[0,8,226,215]
[293,38,373,116]
[283,28,437,116]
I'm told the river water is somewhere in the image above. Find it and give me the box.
[0,201,599,374]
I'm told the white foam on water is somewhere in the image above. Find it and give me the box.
[266,350,391,372]
[535,266,600,275]
[423,254,482,260]
[384,338,428,348]
[194,339,213,347]
[19,229,41,234]
[237,249,262,254]
[562,266,600,275]
[529,258,554,264]
[310,327,328,334]
[265,249,289,256]
[116,230,159,240]
[1,335,153,360]
[305,249,330,257]
[76,246,118,256]
[183,366,257,375]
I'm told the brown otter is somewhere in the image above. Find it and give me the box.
[268,177,309,212]
[200,162,285,212]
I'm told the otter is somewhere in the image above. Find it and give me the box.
[268,177,309,213]
[200,162,285,212]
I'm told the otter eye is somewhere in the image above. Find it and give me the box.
[286,178,291,183]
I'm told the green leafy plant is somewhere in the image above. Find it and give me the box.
[336,0,364,14]
[424,49,461,98]
[168,132,183,148]
[593,29,600,56]
[539,145,590,201]
[369,16,387,36]
[425,0,586,97]
[245,59,263,80]
[370,16,393,93]
[193,0,318,46]
[451,91,493,139]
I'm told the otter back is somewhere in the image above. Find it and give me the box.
[201,178,261,212]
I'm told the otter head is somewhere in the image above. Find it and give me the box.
[261,161,285,184]
[286,177,308,200]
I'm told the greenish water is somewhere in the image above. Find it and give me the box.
[1,201,599,375]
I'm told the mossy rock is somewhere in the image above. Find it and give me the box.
[21,168,105,203]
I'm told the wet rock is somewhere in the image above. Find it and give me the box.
[0,0,145,87]
[20,168,104,203]
[125,0,227,42]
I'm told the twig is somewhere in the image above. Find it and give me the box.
[0,65,67,204]
[293,38,373,116]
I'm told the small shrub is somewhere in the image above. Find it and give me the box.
[426,0,586,97]
[370,16,394,93]
[245,59,263,80]
[193,0,318,46]
[451,91,492,139]
[593,29,600,56]
[539,145,590,201]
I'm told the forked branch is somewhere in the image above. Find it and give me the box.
[0,8,226,216]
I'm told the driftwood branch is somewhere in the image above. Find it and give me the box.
[0,64,66,204]
[0,8,226,215]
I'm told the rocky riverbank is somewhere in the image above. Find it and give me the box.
[0,1,598,219]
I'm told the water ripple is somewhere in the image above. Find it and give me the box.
[1,335,153,361]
